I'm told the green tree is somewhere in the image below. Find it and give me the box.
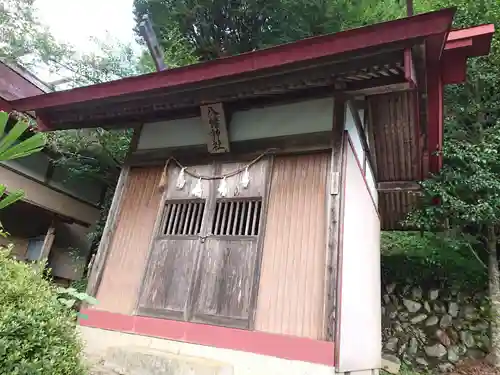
[406,0,500,365]
[132,0,396,61]
[0,0,69,65]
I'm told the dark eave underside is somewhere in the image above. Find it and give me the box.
[41,49,409,129]
[9,8,456,130]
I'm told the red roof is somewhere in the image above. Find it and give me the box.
[11,8,457,114]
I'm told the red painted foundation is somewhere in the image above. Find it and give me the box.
[79,309,335,366]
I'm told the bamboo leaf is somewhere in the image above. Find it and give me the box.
[1,146,45,161]
[0,133,45,161]
[0,190,24,210]
[0,112,8,136]
[0,119,29,156]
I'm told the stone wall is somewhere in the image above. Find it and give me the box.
[381,283,490,372]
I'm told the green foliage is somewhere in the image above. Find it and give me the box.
[382,231,487,287]
[55,286,97,321]
[0,112,45,212]
[56,286,98,309]
[407,125,500,231]
[381,363,430,375]
[70,277,88,294]
[0,249,86,374]
[0,112,45,160]
[46,128,130,186]
[132,0,409,62]
[134,0,278,61]
[405,0,500,252]
[0,0,68,64]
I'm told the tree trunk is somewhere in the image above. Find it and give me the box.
[487,226,500,366]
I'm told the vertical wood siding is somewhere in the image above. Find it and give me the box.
[96,166,163,314]
[255,153,329,339]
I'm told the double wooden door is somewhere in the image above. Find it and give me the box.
[137,159,270,329]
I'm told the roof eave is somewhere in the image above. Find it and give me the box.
[445,24,495,59]
[9,8,456,118]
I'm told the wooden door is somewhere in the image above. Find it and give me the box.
[191,160,270,328]
[137,165,213,320]
[137,159,271,328]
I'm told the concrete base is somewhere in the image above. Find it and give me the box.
[80,326,335,375]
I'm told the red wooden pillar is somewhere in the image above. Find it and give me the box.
[426,63,444,174]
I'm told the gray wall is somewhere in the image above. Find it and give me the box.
[137,98,334,151]
[2,153,103,206]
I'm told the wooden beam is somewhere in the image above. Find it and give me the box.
[39,224,56,261]
[139,14,167,72]
[347,100,377,179]
[377,180,421,192]
[404,49,417,88]
[366,101,378,176]
[345,81,411,96]
[249,156,274,330]
[127,131,332,167]
[33,223,56,272]
[407,0,413,17]
[324,97,345,341]
[87,166,130,297]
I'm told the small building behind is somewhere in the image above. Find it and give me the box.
[0,61,104,284]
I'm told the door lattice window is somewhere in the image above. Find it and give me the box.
[163,201,205,235]
[212,199,262,236]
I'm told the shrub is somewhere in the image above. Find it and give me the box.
[0,248,87,374]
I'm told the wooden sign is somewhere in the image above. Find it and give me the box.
[200,103,230,154]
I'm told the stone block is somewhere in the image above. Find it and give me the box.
[103,347,234,375]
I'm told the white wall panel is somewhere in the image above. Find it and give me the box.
[138,98,333,150]
[337,140,381,372]
[230,98,333,141]
[138,117,205,150]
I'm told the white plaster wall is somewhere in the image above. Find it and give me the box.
[230,98,333,141]
[137,117,206,150]
[80,326,335,375]
[337,141,381,372]
[137,98,334,151]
